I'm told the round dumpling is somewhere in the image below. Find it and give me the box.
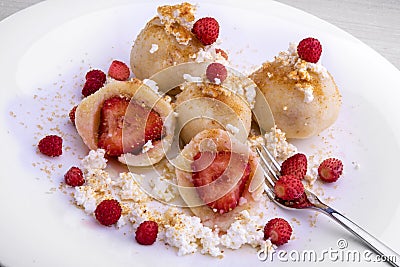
[130,3,204,80]
[174,129,264,231]
[174,82,252,144]
[249,43,341,139]
[75,79,175,166]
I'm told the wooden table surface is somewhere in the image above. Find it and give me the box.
[1,0,399,70]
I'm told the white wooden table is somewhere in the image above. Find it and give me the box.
[1,0,399,70]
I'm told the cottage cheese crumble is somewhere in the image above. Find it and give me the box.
[157,3,196,45]
[220,210,264,249]
[274,42,329,103]
[183,73,203,83]
[82,149,107,173]
[149,43,159,54]
[264,126,297,161]
[72,149,281,258]
[142,140,154,153]
[193,43,229,65]
[143,79,160,93]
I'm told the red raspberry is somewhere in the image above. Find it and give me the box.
[264,218,292,246]
[85,69,106,84]
[38,135,63,157]
[135,221,159,245]
[94,199,122,226]
[215,48,228,60]
[82,78,104,97]
[206,62,227,84]
[297,37,322,63]
[318,158,343,183]
[274,174,304,201]
[64,166,84,187]
[192,17,219,45]
[108,60,130,81]
[280,153,307,180]
[69,105,77,125]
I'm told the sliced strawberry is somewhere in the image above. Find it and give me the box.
[280,153,307,180]
[191,151,250,214]
[97,96,163,157]
[145,110,163,142]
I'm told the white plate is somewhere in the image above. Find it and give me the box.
[1,0,400,266]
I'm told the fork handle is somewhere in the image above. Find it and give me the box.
[320,207,399,266]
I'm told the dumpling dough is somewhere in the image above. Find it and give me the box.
[130,3,204,80]
[174,82,252,144]
[75,79,175,166]
[174,129,264,231]
[249,43,341,139]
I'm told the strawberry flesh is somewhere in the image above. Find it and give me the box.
[191,151,250,214]
[97,96,163,156]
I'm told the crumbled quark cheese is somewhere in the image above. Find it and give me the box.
[183,73,203,83]
[222,74,257,108]
[82,148,107,173]
[164,212,222,257]
[277,43,329,80]
[74,168,113,213]
[193,43,229,65]
[142,140,154,153]
[296,84,314,103]
[247,126,297,161]
[71,150,278,258]
[220,210,264,249]
[149,43,159,54]
[74,186,97,214]
[264,126,297,161]
[274,42,329,103]
[143,79,160,93]
[115,172,149,202]
[148,175,178,202]
[157,2,196,45]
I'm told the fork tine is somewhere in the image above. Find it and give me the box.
[256,155,276,188]
[260,144,281,172]
[256,147,279,183]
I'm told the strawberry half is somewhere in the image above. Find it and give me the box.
[97,96,163,156]
[318,158,343,183]
[191,151,250,214]
[145,110,163,142]
[280,153,307,180]
[274,175,304,201]
[192,17,219,45]
[108,60,130,81]
[264,218,292,246]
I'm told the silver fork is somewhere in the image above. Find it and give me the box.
[256,144,400,266]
